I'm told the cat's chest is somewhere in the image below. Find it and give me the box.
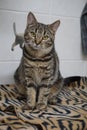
[24,58,54,85]
[33,65,53,85]
[34,67,43,85]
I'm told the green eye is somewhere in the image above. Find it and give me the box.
[30,32,35,37]
[43,35,49,40]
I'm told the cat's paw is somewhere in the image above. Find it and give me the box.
[36,103,47,110]
[22,103,35,111]
[48,98,57,105]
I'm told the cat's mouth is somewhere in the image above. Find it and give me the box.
[25,42,42,50]
[32,43,41,49]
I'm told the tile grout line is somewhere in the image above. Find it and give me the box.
[0,8,81,19]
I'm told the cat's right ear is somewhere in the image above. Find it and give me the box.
[49,20,60,33]
[27,12,37,25]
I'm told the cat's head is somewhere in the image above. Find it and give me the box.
[24,12,60,54]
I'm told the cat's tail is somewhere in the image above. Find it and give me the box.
[13,22,17,36]
[11,22,24,51]
[64,76,87,87]
[11,22,17,51]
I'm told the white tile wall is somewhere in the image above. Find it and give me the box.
[50,0,87,17]
[0,0,50,14]
[60,60,86,77]
[51,16,82,60]
[0,0,87,83]
[0,62,19,84]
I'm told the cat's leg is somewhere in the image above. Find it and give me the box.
[48,85,58,105]
[25,86,36,110]
[15,83,27,100]
[15,72,36,110]
[22,76,37,110]
[16,83,36,110]
[48,79,63,105]
[11,34,24,51]
[14,70,27,100]
[36,86,50,110]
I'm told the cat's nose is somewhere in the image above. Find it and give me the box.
[35,38,41,45]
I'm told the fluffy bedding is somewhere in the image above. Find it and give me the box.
[0,76,87,130]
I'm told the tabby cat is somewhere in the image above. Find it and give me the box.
[11,22,24,51]
[14,12,63,110]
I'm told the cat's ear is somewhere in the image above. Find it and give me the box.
[49,20,60,33]
[27,12,37,25]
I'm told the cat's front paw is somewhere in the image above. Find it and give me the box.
[22,103,35,111]
[36,103,47,110]
[48,98,58,105]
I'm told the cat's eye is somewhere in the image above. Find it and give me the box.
[43,35,49,40]
[30,32,36,37]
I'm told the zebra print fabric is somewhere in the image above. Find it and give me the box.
[0,76,87,130]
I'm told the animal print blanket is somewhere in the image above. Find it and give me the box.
[0,77,87,130]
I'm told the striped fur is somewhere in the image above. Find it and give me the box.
[14,12,63,110]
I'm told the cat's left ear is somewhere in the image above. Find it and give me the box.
[49,20,60,33]
[27,12,37,26]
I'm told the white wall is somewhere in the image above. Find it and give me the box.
[0,0,87,84]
